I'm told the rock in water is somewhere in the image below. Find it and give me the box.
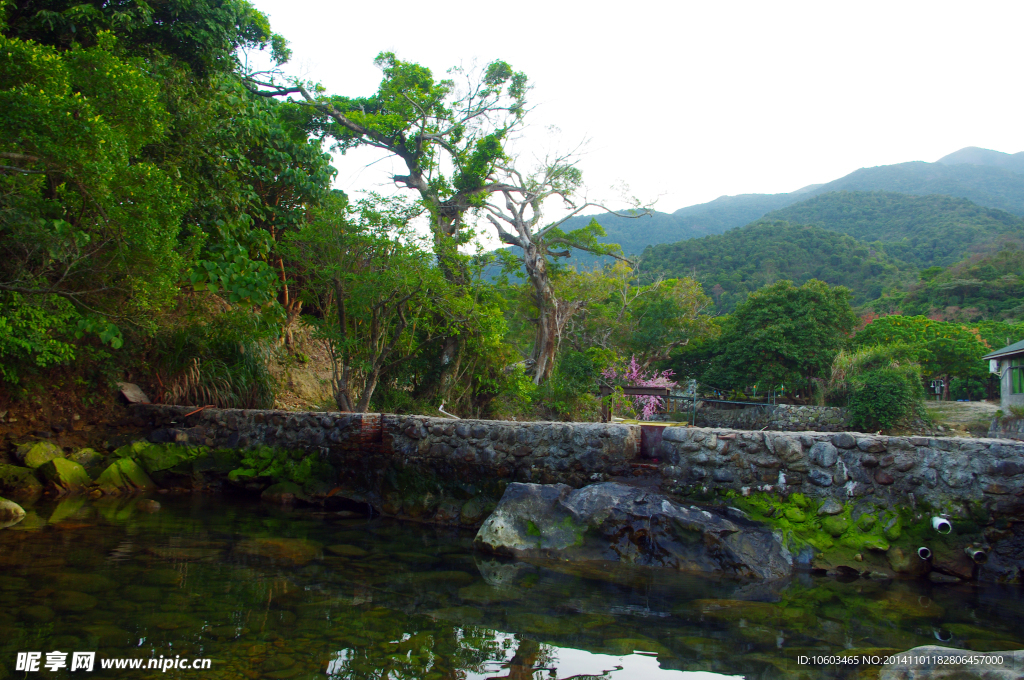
[880,645,1023,680]
[38,458,92,493]
[0,496,26,528]
[475,482,792,580]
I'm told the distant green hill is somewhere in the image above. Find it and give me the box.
[557,190,810,269]
[813,161,1024,216]
[937,147,1024,175]
[553,152,1024,266]
[762,191,1024,267]
[639,221,917,313]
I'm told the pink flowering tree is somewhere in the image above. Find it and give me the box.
[602,355,678,420]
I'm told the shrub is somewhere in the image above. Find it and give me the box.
[155,308,277,409]
[849,367,923,432]
[949,376,989,401]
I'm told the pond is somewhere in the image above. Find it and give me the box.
[1,495,1022,679]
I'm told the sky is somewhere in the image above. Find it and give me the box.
[246,0,1024,220]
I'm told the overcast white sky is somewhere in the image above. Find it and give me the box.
[248,0,1024,219]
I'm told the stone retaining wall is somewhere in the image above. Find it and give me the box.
[128,404,1024,515]
[696,404,850,432]
[989,417,1024,441]
[131,405,642,496]
[653,427,1024,513]
[121,405,1024,581]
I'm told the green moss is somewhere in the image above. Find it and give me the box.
[783,507,807,522]
[526,520,541,537]
[720,489,958,572]
[790,493,810,508]
[822,516,850,537]
[857,513,877,531]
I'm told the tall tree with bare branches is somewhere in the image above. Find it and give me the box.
[483,157,644,383]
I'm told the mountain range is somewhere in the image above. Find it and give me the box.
[558,146,1024,268]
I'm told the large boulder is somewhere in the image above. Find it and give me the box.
[15,441,63,469]
[0,496,26,528]
[475,482,792,580]
[68,448,106,478]
[95,459,156,495]
[38,458,92,494]
[0,464,43,498]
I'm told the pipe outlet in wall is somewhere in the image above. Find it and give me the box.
[964,545,988,564]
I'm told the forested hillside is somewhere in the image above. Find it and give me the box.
[763,191,1024,267]
[867,242,1024,322]
[640,221,916,313]
[557,153,1024,264]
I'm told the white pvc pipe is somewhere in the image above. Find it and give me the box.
[918,547,932,560]
[931,516,952,534]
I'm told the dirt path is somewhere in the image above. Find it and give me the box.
[924,400,998,435]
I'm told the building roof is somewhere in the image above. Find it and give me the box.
[983,338,1024,360]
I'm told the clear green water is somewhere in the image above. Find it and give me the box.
[1,495,1022,679]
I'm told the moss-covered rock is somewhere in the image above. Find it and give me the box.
[16,441,63,469]
[68,448,106,477]
[822,515,851,537]
[130,443,193,474]
[38,458,92,492]
[15,438,64,471]
[0,464,42,498]
[95,459,156,495]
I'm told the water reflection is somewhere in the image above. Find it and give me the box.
[0,494,1021,680]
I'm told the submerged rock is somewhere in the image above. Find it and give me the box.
[474,482,792,579]
[234,537,322,566]
[880,645,1023,680]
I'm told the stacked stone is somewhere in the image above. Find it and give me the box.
[136,405,379,453]
[697,405,851,432]
[766,405,850,432]
[385,415,640,486]
[655,426,1024,512]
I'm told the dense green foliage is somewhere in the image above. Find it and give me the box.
[1,1,1015,430]
[702,280,858,396]
[869,243,1024,321]
[849,368,922,433]
[641,221,915,313]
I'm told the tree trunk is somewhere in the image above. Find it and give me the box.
[331,280,354,411]
[523,243,557,384]
[355,368,379,413]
